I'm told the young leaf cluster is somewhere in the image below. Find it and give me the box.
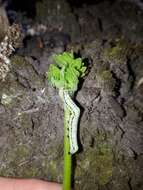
[47,52,86,93]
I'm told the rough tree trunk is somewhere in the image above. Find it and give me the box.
[0,1,143,190]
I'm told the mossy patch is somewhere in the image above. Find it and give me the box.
[94,131,113,185]
[93,144,113,185]
[0,145,63,180]
[41,159,63,181]
[7,145,30,166]
[103,39,131,64]
[76,131,113,186]
[96,69,116,95]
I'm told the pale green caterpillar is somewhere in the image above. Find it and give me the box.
[47,52,86,155]
[59,89,80,154]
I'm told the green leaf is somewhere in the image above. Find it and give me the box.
[47,52,86,92]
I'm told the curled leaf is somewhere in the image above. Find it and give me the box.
[47,52,86,92]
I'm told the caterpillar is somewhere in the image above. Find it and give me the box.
[59,89,80,154]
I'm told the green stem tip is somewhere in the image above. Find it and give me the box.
[63,106,72,190]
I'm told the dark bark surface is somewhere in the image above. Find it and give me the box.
[0,0,143,190]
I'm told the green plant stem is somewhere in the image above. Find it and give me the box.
[63,106,72,190]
